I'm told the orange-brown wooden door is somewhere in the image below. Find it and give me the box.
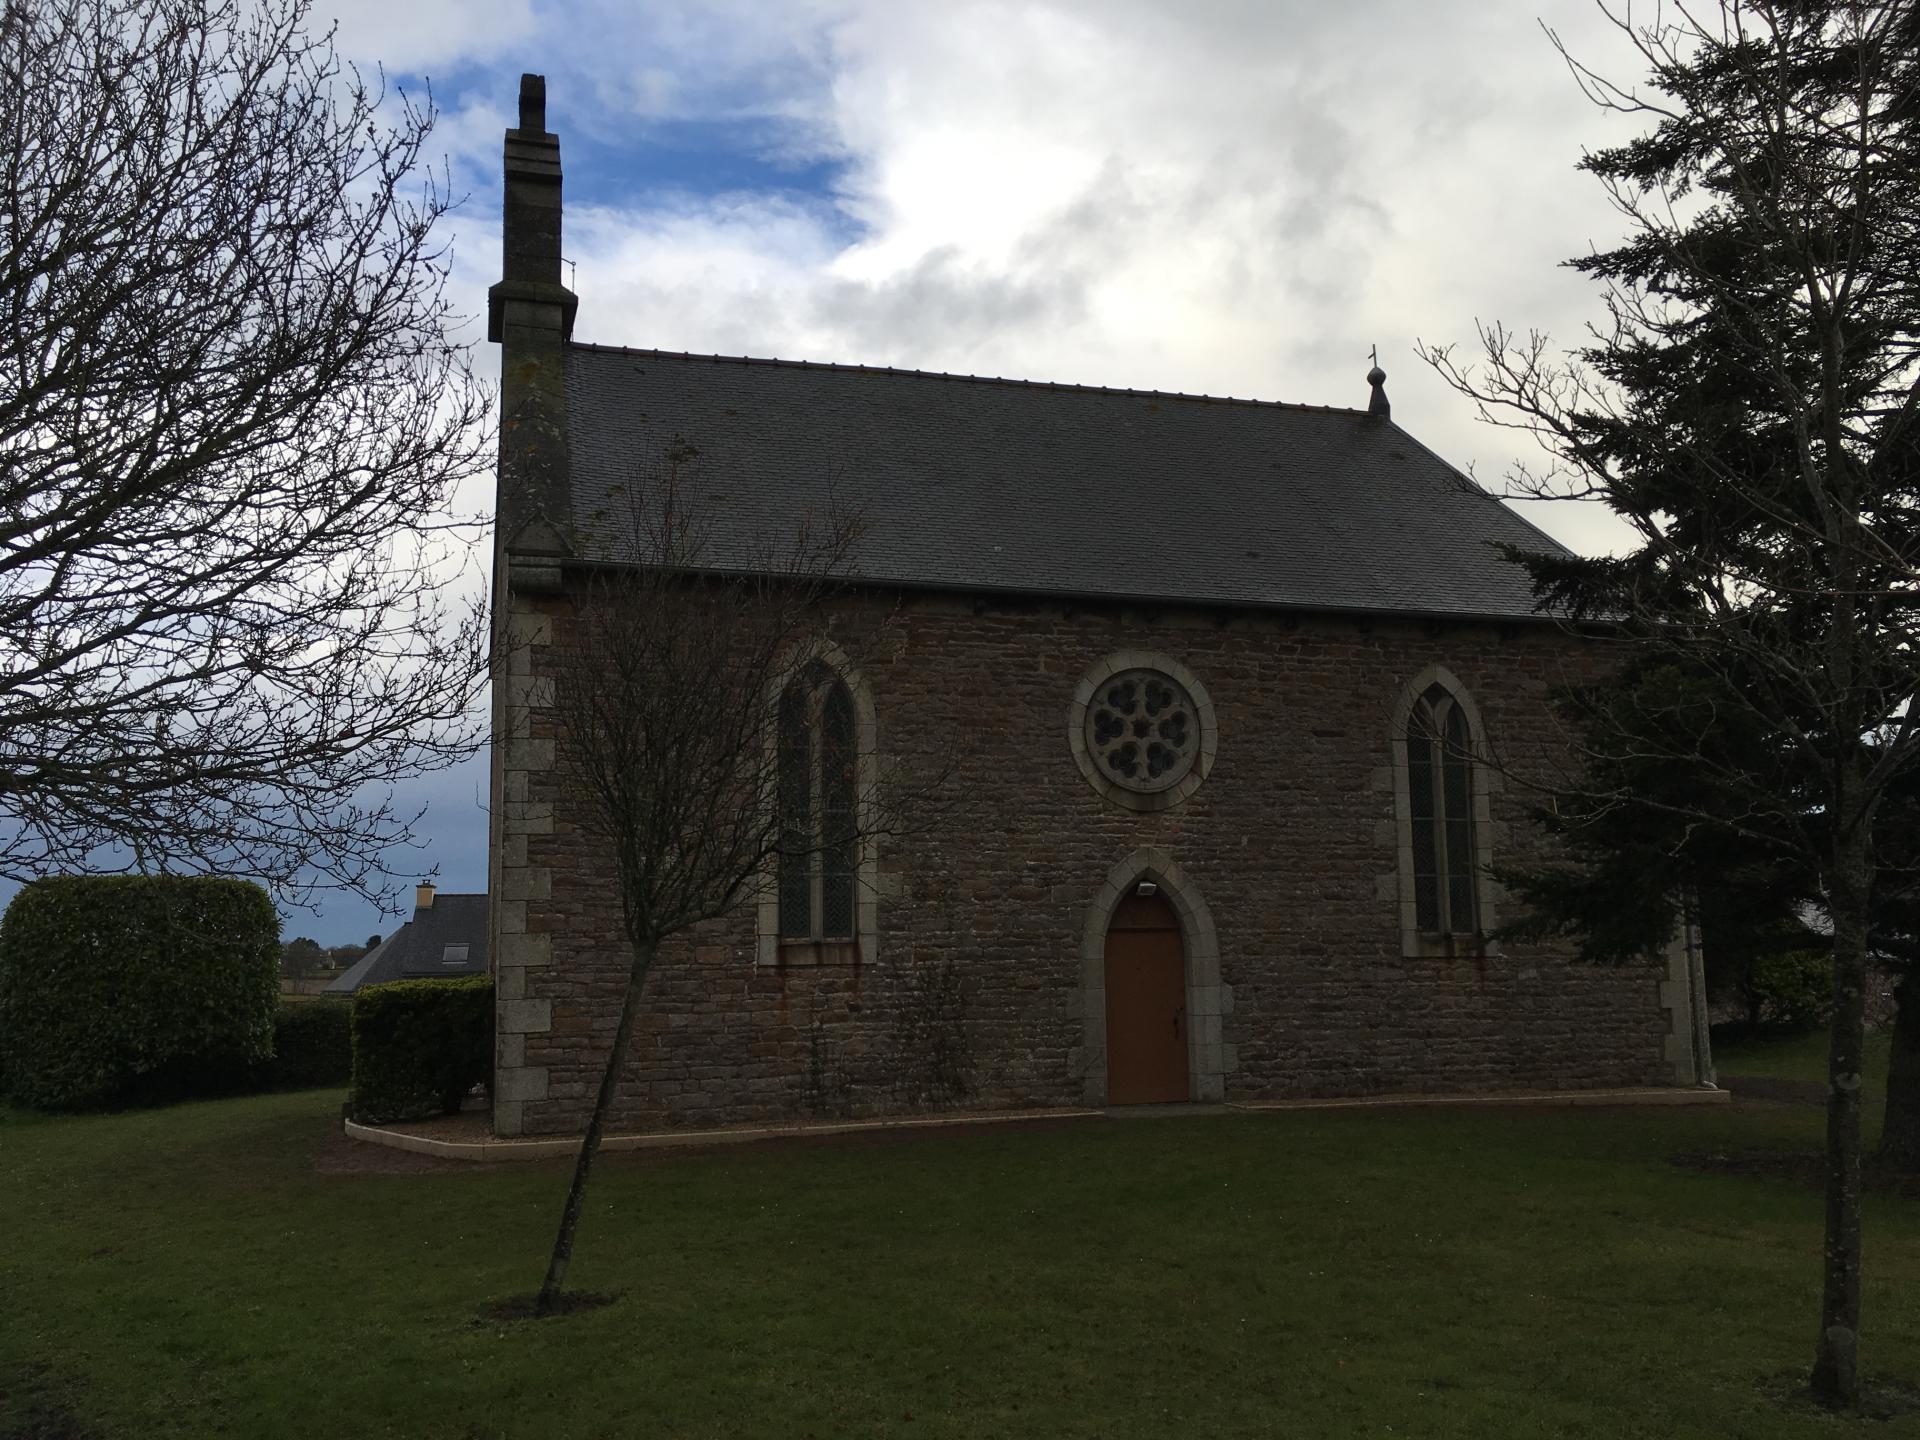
[1104,892,1189,1104]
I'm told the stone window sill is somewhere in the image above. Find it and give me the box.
[1405,932,1496,960]
[775,939,860,967]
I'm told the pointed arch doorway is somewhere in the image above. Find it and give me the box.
[1079,847,1231,1107]
[1104,890,1189,1104]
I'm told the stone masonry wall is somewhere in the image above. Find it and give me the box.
[493,587,1678,1137]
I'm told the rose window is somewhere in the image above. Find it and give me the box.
[1086,668,1199,793]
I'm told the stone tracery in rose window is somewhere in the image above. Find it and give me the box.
[1086,668,1199,793]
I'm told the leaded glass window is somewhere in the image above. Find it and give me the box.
[777,661,858,943]
[777,680,813,938]
[1406,682,1479,936]
[820,681,856,938]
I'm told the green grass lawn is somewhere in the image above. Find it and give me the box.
[4,1081,1920,1439]
[1715,1026,1894,1084]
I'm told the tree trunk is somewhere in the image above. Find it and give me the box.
[1878,967,1920,1173]
[535,940,656,1315]
[1684,906,1714,1086]
[1811,806,1871,1406]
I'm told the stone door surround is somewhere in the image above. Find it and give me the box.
[1077,846,1232,1106]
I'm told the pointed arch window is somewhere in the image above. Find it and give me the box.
[777,661,858,944]
[1405,682,1479,936]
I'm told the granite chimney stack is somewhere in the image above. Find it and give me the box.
[488,73,576,585]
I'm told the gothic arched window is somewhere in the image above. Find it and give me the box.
[1405,681,1480,936]
[777,661,858,943]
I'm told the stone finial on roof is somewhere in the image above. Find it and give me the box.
[1367,347,1390,419]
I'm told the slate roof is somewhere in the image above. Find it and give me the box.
[321,893,488,995]
[564,345,1570,622]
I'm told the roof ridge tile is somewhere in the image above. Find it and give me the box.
[565,340,1368,417]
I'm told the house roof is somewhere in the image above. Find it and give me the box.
[321,893,488,995]
[564,345,1569,622]
[322,943,385,996]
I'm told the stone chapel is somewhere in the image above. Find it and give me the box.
[486,75,1706,1138]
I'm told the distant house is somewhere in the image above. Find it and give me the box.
[323,885,488,996]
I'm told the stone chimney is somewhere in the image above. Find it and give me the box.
[415,882,436,912]
[488,74,577,590]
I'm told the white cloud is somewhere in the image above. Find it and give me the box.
[313,0,537,74]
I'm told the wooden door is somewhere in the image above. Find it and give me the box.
[1104,892,1189,1104]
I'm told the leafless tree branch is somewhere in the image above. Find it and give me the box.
[0,0,492,907]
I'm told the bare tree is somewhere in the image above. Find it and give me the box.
[531,443,895,1315]
[0,0,490,907]
[1421,2,1920,1406]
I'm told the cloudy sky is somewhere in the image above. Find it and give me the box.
[284,0,1658,944]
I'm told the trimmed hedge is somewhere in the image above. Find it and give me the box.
[349,975,492,1124]
[0,875,280,1109]
[124,999,354,1102]
[262,1000,353,1089]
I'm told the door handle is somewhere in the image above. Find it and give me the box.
[1173,1006,1184,1036]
